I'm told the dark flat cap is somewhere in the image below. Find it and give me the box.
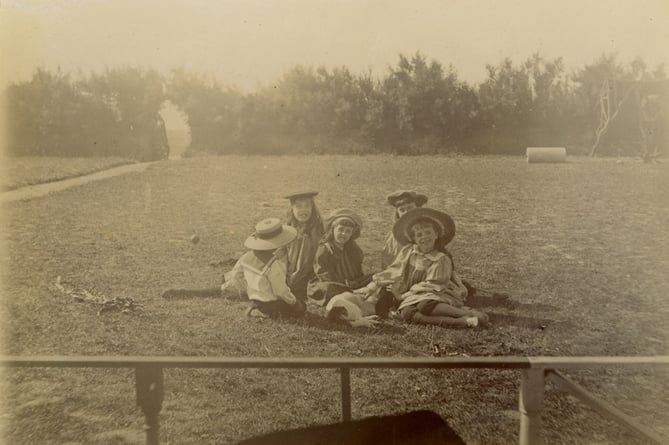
[283,191,319,200]
[386,190,428,207]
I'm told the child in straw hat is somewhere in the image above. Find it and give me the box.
[222,218,306,318]
[357,208,488,328]
[307,208,372,306]
[162,191,323,301]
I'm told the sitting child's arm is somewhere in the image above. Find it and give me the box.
[344,244,370,288]
[221,258,246,298]
[267,257,298,306]
[347,275,373,289]
[313,244,336,282]
[355,244,413,298]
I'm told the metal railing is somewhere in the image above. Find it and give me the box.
[1,355,668,445]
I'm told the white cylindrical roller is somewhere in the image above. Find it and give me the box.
[526,147,567,163]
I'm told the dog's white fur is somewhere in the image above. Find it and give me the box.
[325,291,380,327]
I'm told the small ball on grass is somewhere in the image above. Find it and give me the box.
[190,234,200,244]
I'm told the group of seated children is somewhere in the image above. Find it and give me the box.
[163,190,489,329]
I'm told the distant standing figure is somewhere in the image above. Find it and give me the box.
[382,190,428,268]
[284,191,325,300]
[640,94,663,163]
[153,114,170,160]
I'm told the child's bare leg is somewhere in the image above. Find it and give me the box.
[411,312,470,328]
[429,303,472,318]
[430,302,489,324]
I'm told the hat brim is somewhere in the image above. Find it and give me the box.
[392,208,455,246]
[283,191,318,200]
[244,224,297,250]
[325,208,363,241]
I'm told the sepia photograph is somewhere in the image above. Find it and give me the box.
[1,1,668,444]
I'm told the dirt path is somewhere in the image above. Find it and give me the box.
[0,162,155,204]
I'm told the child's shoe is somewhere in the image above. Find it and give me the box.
[472,310,489,325]
[245,306,269,319]
[465,317,479,328]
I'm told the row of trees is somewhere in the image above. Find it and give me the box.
[3,67,169,159]
[3,53,666,157]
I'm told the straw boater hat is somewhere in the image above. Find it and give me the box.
[393,208,455,246]
[283,191,319,201]
[386,190,428,208]
[244,218,298,250]
[325,208,363,241]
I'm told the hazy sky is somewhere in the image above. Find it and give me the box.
[1,0,668,92]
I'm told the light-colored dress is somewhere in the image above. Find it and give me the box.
[223,221,323,299]
[222,250,296,305]
[371,244,468,311]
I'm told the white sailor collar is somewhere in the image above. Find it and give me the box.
[410,245,446,262]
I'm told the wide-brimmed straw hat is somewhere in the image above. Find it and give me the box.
[244,218,298,250]
[386,190,428,208]
[283,191,318,201]
[393,208,455,246]
[325,208,363,241]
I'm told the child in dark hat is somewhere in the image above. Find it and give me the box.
[358,208,488,328]
[283,191,325,301]
[223,218,306,318]
[382,190,428,268]
[307,208,372,306]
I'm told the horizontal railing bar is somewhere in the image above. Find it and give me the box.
[0,356,668,369]
[529,356,669,369]
[0,356,531,369]
[546,370,668,445]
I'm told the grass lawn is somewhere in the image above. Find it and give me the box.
[1,155,668,445]
[0,156,136,191]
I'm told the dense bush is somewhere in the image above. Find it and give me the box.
[3,53,665,157]
[4,67,169,160]
[167,52,667,156]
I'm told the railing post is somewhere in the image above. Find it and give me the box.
[135,365,164,445]
[519,368,544,445]
[340,367,351,422]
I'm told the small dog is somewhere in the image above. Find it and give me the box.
[235,410,467,445]
[325,289,396,328]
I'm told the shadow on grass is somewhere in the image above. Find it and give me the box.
[467,294,559,312]
[507,301,560,312]
[466,294,515,308]
[281,312,407,336]
[488,312,573,331]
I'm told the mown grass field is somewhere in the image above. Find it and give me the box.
[0,156,136,191]
[1,155,668,445]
